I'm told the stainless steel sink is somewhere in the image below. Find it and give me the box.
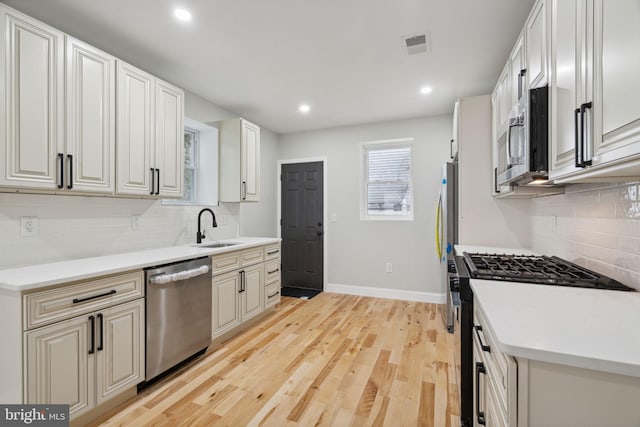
[194,242,240,248]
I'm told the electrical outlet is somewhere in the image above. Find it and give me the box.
[21,217,38,237]
[331,213,337,223]
[385,262,393,273]
[131,215,141,230]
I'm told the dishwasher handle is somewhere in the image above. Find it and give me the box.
[149,265,210,285]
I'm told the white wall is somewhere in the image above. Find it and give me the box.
[279,115,452,299]
[531,181,640,290]
[0,90,279,269]
[457,95,531,248]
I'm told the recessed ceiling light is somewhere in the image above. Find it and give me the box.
[174,8,192,22]
[299,104,311,113]
[420,86,433,95]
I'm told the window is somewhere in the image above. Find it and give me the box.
[361,139,414,221]
[182,128,198,204]
[163,127,199,205]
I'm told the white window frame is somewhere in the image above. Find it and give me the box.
[360,137,415,221]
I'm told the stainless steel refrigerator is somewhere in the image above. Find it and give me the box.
[436,162,458,332]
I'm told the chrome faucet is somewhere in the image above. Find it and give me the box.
[197,208,217,243]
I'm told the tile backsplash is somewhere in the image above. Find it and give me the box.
[531,181,640,290]
[0,193,239,269]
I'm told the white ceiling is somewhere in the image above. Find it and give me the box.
[3,0,535,134]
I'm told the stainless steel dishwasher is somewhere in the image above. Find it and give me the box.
[144,256,212,381]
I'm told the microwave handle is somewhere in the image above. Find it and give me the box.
[506,125,513,167]
[494,167,500,194]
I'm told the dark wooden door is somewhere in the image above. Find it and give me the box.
[281,162,323,291]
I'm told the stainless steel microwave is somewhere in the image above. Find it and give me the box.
[497,85,549,186]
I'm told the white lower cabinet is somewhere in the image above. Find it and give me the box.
[474,303,640,426]
[241,263,264,322]
[212,270,242,337]
[25,315,92,415]
[24,281,145,420]
[212,243,280,339]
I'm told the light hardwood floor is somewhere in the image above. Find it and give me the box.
[92,293,460,427]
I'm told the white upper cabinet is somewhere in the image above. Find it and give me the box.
[0,6,64,190]
[66,37,115,193]
[550,0,640,182]
[0,4,183,197]
[116,61,184,198]
[116,62,154,196]
[525,0,548,89]
[219,118,261,202]
[155,80,184,197]
[509,32,526,109]
[591,0,640,166]
[549,0,586,178]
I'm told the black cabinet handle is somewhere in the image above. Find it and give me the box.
[72,289,116,304]
[239,271,245,293]
[493,168,500,194]
[150,168,155,195]
[97,313,104,351]
[574,108,582,168]
[474,325,491,352]
[242,181,247,200]
[268,268,279,275]
[267,291,280,299]
[580,102,593,166]
[88,315,95,355]
[518,68,527,100]
[450,138,454,159]
[67,154,73,189]
[57,153,64,189]
[476,362,486,425]
[155,168,160,195]
[267,249,279,256]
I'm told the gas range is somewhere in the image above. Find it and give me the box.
[461,252,635,291]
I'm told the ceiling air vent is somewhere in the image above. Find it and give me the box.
[403,32,430,55]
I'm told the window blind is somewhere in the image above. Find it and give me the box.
[365,146,412,216]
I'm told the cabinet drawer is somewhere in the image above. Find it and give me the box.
[241,247,264,266]
[212,251,242,275]
[264,244,281,261]
[24,271,144,330]
[474,306,517,421]
[265,281,281,308]
[265,259,280,284]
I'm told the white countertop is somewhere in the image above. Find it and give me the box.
[455,244,538,256]
[0,237,280,293]
[472,279,640,378]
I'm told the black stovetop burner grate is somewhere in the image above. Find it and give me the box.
[462,252,635,291]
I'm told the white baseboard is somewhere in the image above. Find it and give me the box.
[325,283,446,304]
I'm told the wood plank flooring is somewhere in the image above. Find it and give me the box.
[91,293,460,427]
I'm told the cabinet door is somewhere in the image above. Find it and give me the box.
[95,299,144,405]
[155,79,184,197]
[496,65,511,133]
[25,315,93,417]
[0,8,64,189]
[549,0,588,179]
[241,120,260,201]
[212,270,241,337]
[526,0,548,89]
[592,0,640,163]
[241,263,264,322]
[509,32,526,109]
[66,37,115,193]
[116,61,154,195]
